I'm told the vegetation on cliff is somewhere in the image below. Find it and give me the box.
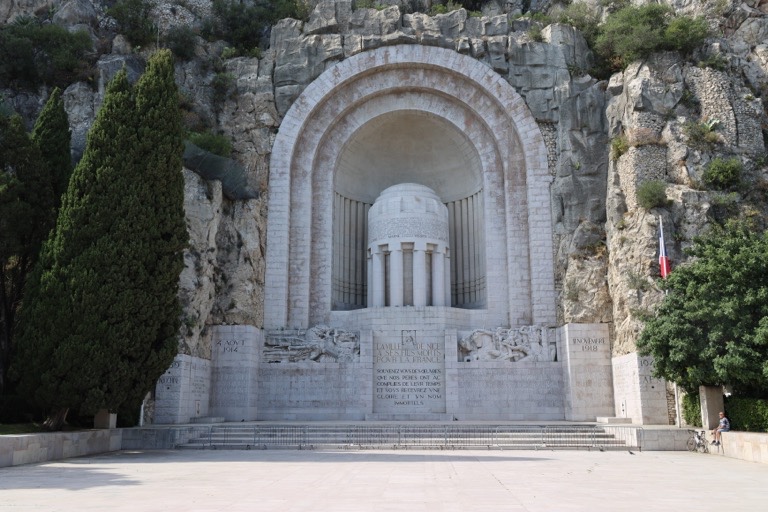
[0,17,92,89]
[11,50,186,429]
[594,4,710,72]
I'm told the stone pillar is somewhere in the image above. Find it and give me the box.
[413,243,427,306]
[444,248,451,306]
[699,385,725,430]
[372,246,385,307]
[367,250,373,307]
[432,247,445,306]
[94,409,117,429]
[560,323,614,421]
[210,325,262,421]
[389,245,404,307]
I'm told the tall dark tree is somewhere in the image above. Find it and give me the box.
[638,221,768,397]
[31,88,72,209]
[13,50,186,428]
[0,114,55,396]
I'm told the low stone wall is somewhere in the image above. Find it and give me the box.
[639,428,691,451]
[714,431,768,464]
[0,429,122,468]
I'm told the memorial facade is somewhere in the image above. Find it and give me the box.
[154,45,669,425]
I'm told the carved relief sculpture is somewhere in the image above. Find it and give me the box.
[459,326,557,362]
[264,325,360,363]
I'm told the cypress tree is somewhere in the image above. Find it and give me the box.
[13,50,186,428]
[0,114,55,396]
[31,88,72,209]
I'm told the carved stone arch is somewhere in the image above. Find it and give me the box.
[266,45,555,329]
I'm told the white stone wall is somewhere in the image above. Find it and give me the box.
[257,363,371,420]
[455,362,564,420]
[611,352,669,424]
[560,323,615,421]
[153,354,211,424]
[209,325,262,421]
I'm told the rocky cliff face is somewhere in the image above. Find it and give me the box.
[3,0,766,358]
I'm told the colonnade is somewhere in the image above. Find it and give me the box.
[368,242,451,307]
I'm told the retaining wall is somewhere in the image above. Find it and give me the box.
[0,429,122,468]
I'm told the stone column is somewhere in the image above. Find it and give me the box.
[432,247,445,306]
[367,250,373,307]
[413,242,427,306]
[389,245,404,307]
[699,385,725,430]
[444,248,451,306]
[372,246,385,307]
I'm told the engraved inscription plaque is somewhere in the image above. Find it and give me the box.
[373,330,446,414]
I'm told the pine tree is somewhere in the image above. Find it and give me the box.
[13,50,186,428]
[0,114,55,396]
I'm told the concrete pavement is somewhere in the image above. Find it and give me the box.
[0,448,765,512]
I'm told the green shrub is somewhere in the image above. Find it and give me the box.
[165,25,197,61]
[210,0,309,53]
[725,397,768,432]
[221,47,239,60]
[430,1,464,15]
[703,157,742,190]
[188,130,232,158]
[682,391,702,427]
[637,179,668,209]
[527,25,544,43]
[611,135,629,160]
[595,5,709,72]
[211,72,235,104]
[109,0,155,47]
[684,120,720,151]
[697,53,728,71]
[0,21,92,89]
[664,16,710,54]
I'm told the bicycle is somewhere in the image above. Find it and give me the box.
[687,429,709,453]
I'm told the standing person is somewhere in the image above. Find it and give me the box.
[711,411,730,445]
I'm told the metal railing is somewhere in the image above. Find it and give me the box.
[177,424,643,451]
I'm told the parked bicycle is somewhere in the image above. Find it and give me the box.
[687,429,709,453]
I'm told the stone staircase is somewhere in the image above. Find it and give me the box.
[174,424,641,451]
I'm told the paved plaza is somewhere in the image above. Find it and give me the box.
[1,448,765,512]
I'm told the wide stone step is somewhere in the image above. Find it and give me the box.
[175,424,639,451]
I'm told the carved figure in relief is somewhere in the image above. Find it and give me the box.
[264,325,360,363]
[458,326,556,362]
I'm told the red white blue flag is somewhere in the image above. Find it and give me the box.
[659,217,671,279]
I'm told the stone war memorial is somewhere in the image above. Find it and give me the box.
[135,0,768,427]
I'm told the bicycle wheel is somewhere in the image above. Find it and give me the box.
[686,437,696,452]
[698,440,709,453]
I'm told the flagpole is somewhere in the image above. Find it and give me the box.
[659,216,681,426]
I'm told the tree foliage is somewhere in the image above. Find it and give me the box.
[108,0,156,47]
[0,113,56,396]
[0,19,92,89]
[594,4,709,72]
[31,88,72,209]
[637,222,768,396]
[207,0,310,52]
[12,50,187,428]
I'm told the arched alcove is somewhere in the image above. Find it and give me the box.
[331,110,485,311]
[266,45,556,330]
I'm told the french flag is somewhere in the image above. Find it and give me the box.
[659,217,671,279]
